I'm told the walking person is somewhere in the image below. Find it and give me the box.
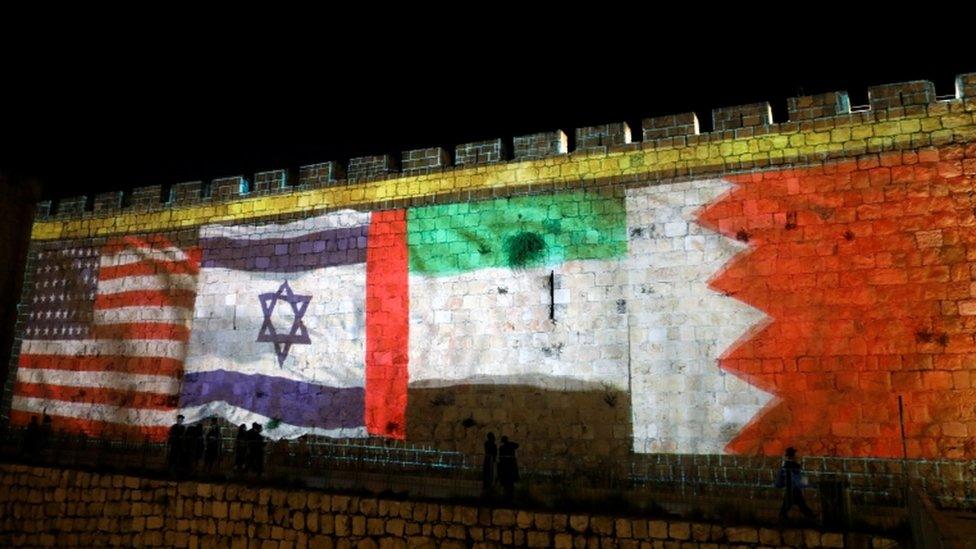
[482,433,497,495]
[777,447,814,521]
[497,436,520,501]
[204,418,222,472]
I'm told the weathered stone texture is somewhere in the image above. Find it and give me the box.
[0,463,903,548]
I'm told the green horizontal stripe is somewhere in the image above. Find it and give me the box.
[407,190,627,276]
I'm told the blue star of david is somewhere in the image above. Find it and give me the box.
[257,281,312,367]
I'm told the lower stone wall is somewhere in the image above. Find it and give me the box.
[0,463,900,548]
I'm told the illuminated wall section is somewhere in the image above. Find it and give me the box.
[701,156,976,460]
[625,180,769,455]
[6,78,976,462]
[406,190,633,461]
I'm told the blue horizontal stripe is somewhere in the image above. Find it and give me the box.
[180,370,364,430]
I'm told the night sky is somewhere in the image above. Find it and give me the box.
[2,48,972,202]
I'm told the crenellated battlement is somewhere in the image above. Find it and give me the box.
[32,74,976,232]
[9,71,976,471]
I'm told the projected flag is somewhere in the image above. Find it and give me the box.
[11,235,199,440]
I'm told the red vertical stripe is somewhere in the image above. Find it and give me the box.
[365,210,409,439]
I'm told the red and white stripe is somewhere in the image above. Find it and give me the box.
[12,235,199,440]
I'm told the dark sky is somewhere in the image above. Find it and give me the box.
[2,45,972,202]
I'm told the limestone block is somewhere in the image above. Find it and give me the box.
[386,519,405,537]
[668,522,690,541]
[724,527,758,543]
[758,528,781,545]
[446,525,466,539]
[492,509,515,527]
[458,507,477,526]
[287,493,307,510]
[569,515,590,533]
[333,515,349,537]
[359,499,377,517]
[590,516,614,536]
[690,523,710,542]
[822,532,846,548]
[528,531,552,547]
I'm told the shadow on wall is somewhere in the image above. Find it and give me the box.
[0,176,42,388]
[406,380,632,473]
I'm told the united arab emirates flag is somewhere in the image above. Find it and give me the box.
[405,189,629,392]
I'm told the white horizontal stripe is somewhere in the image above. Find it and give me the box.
[180,403,367,441]
[97,274,198,294]
[408,259,630,388]
[184,263,367,388]
[11,396,175,426]
[17,368,179,395]
[100,247,188,268]
[94,306,192,325]
[199,209,371,241]
[20,339,187,361]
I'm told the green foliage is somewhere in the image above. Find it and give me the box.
[266,418,281,430]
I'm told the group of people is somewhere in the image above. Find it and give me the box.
[233,422,265,474]
[481,433,520,499]
[167,416,266,476]
[142,415,816,522]
[166,416,223,474]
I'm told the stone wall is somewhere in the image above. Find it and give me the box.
[3,75,976,471]
[0,463,899,548]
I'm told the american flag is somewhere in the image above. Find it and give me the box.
[11,235,200,441]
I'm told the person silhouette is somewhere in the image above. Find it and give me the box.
[777,447,814,521]
[22,415,40,458]
[482,433,497,494]
[234,424,248,472]
[204,418,222,472]
[167,415,185,473]
[39,412,52,455]
[247,423,264,474]
[497,436,520,500]
[185,422,204,473]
